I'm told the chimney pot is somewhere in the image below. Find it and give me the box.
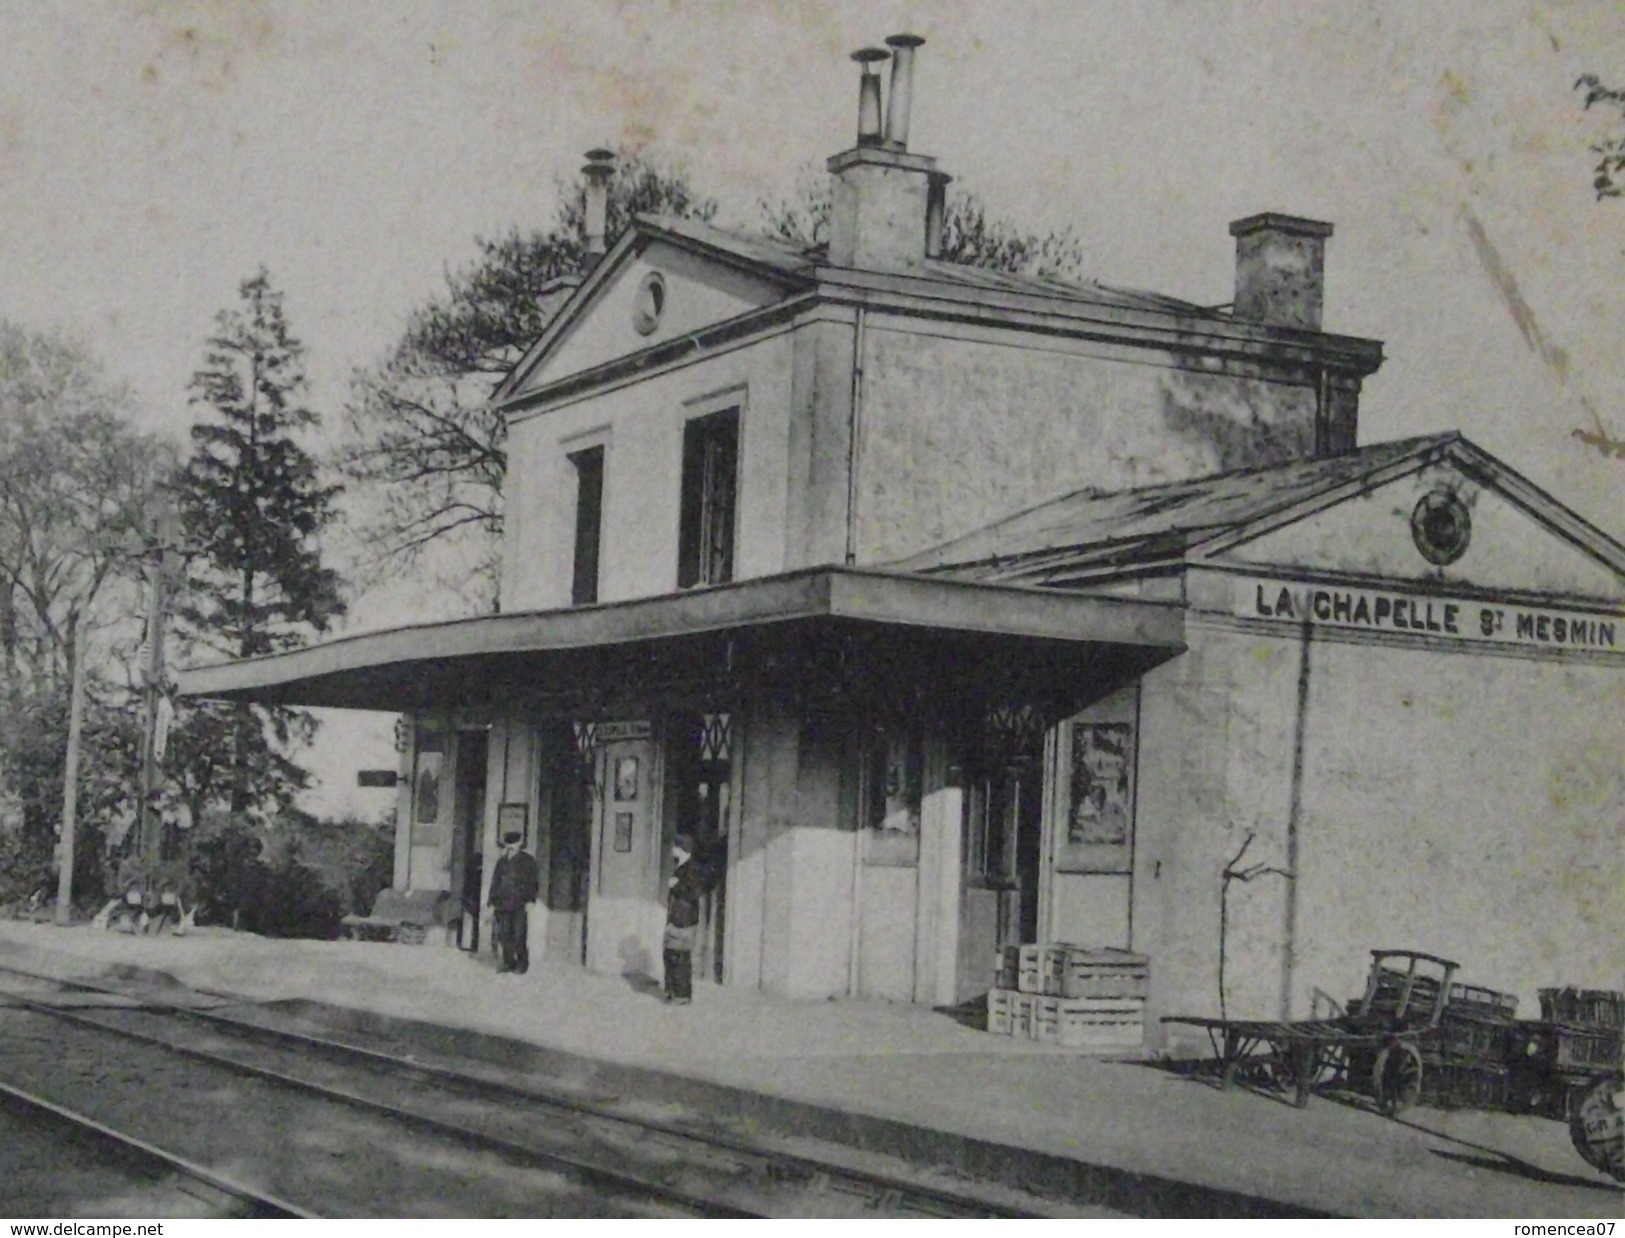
[582,149,615,263]
[852,48,890,146]
[1228,212,1333,331]
[883,33,924,149]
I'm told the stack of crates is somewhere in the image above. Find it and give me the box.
[1429,983,1519,1111]
[985,944,1148,1050]
[1508,989,1625,1120]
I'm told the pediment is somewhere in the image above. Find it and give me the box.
[1205,452,1625,605]
[505,238,791,399]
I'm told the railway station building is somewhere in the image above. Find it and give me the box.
[179,39,1625,1043]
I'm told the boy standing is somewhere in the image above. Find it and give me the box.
[663,833,702,1004]
[488,830,539,974]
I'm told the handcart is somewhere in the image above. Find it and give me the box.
[1162,949,1460,1114]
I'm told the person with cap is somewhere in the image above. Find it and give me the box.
[662,833,703,1004]
[488,829,539,974]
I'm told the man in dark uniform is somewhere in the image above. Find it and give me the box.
[488,830,539,974]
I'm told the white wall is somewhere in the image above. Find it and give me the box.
[503,332,795,611]
[853,321,1319,564]
[1139,602,1625,1048]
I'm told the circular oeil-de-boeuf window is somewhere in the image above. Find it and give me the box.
[1410,488,1472,566]
[632,271,666,335]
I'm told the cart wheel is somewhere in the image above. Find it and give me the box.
[1569,1071,1624,1182]
[1373,1041,1423,1117]
[1263,1045,1324,1107]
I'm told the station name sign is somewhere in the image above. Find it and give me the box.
[1239,577,1620,652]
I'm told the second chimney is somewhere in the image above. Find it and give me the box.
[1228,213,1334,331]
[826,34,939,271]
[582,148,615,264]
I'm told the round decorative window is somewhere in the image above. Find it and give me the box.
[1410,488,1471,566]
[632,271,666,336]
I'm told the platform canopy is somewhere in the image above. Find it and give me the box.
[176,566,1185,718]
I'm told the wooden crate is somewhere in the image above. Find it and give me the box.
[1425,1063,1509,1111]
[1438,1008,1516,1066]
[1017,945,1064,995]
[1556,1025,1624,1071]
[1513,1021,1624,1072]
[1447,982,1518,1019]
[1011,991,1038,1039]
[986,987,1016,1036]
[1031,995,1062,1043]
[1540,988,1625,1028]
[1052,996,1145,1050]
[1059,946,1149,1001]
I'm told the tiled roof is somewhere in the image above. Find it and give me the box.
[638,214,1218,317]
[895,433,1463,584]
[641,215,820,280]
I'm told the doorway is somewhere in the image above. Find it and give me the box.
[543,722,593,965]
[450,729,487,950]
[955,715,1045,1002]
[585,724,660,977]
[665,711,732,984]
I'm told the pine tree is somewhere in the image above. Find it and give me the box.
[173,269,346,826]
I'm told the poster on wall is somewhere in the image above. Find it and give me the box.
[613,812,635,853]
[414,750,442,825]
[613,756,640,802]
[1069,722,1134,846]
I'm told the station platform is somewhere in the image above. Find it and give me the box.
[0,920,1617,1219]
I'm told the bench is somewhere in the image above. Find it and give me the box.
[340,889,452,944]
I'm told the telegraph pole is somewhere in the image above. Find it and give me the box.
[138,502,182,868]
[138,562,166,862]
[54,608,87,926]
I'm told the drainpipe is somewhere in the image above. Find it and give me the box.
[1280,616,1312,1018]
[844,308,867,565]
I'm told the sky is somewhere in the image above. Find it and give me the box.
[5,0,1624,815]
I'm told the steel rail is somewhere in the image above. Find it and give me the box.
[0,1076,313,1219]
[0,983,754,1219]
[0,962,1030,1218]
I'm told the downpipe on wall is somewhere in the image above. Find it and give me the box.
[1281,614,1313,1019]
[844,307,867,566]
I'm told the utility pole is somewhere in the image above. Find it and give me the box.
[138,562,165,863]
[138,502,183,868]
[54,608,87,926]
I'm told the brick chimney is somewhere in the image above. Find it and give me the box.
[1228,213,1334,331]
[826,34,941,272]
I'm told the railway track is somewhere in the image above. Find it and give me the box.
[0,1078,308,1219]
[0,964,1054,1218]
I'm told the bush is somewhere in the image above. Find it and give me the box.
[185,809,394,939]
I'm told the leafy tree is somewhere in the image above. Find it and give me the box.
[0,323,167,689]
[1576,75,1625,201]
[0,321,166,907]
[171,269,347,831]
[760,163,1089,280]
[340,153,1088,610]
[338,153,718,606]
[1570,76,1625,460]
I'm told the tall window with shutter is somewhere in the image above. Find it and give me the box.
[569,445,604,606]
[677,408,739,588]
